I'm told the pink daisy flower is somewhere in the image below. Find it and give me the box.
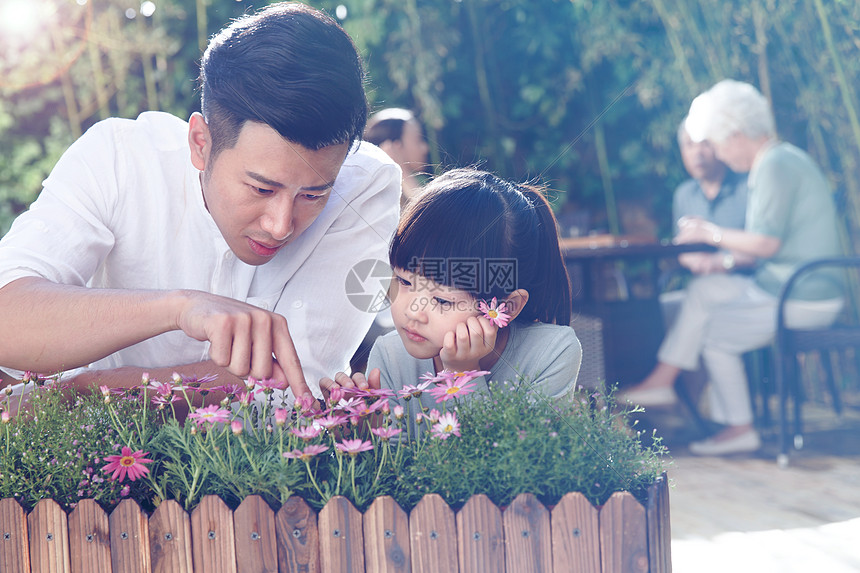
[431,412,461,440]
[274,408,290,426]
[209,383,245,396]
[102,446,153,482]
[316,413,350,430]
[420,371,454,384]
[335,439,374,456]
[282,444,329,462]
[187,405,231,426]
[371,426,403,441]
[398,381,433,399]
[427,379,479,403]
[479,297,511,327]
[291,425,322,440]
[255,377,288,392]
[344,398,388,419]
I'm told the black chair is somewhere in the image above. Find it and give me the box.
[773,257,860,466]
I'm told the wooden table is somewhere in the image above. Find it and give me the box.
[561,235,716,390]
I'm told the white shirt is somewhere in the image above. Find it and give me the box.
[0,112,400,396]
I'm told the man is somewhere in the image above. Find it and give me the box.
[639,120,750,406]
[364,108,429,208]
[0,3,400,402]
[672,120,748,276]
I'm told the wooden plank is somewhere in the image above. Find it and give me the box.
[190,495,236,573]
[275,496,320,573]
[148,500,192,573]
[409,494,458,573]
[599,492,648,573]
[645,474,671,573]
[318,496,364,573]
[109,499,151,573]
[551,492,600,573]
[502,493,551,573]
[233,495,277,573]
[363,496,410,573]
[456,494,504,573]
[0,497,31,573]
[68,499,112,573]
[27,498,71,573]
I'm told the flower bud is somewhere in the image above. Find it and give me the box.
[393,405,404,419]
[231,420,243,435]
[274,408,288,426]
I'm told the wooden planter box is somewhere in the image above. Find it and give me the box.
[0,473,670,572]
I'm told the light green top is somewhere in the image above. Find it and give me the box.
[747,142,843,300]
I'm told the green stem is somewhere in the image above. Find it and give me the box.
[303,460,325,500]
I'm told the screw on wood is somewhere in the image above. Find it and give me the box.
[384,529,394,539]
[333,529,341,538]
[120,532,129,540]
[429,531,438,540]
[292,529,302,539]
[208,531,216,540]
[521,530,530,538]
[472,532,482,541]
[46,533,54,541]
[572,528,581,538]
[3,533,10,540]
[251,532,260,540]
[164,532,173,541]
[86,534,94,543]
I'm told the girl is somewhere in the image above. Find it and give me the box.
[321,168,581,424]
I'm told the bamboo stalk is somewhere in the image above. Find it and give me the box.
[464,0,504,174]
[593,121,620,236]
[650,0,697,96]
[752,1,773,118]
[196,0,209,54]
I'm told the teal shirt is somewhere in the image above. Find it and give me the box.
[747,142,843,300]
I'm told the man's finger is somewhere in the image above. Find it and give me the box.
[272,320,311,400]
[366,368,382,390]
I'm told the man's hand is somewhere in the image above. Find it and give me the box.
[175,290,311,399]
[439,316,497,373]
[675,216,721,245]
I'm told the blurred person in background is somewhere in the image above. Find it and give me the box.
[364,108,430,208]
[621,80,843,456]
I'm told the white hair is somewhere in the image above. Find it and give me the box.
[685,80,776,144]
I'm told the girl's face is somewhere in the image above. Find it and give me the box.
[388,267,481,360]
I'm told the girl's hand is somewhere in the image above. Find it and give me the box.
[319,368,381,403]
[439,316,497,372]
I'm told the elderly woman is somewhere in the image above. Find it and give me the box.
[622,80,844,455]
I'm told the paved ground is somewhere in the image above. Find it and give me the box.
[636,389,860,573]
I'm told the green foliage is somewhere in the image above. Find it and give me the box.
[3,0,860,247]
[402,380,665,508]
[0,373,665,513]
[0,380,136,510]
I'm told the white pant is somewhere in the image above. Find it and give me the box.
[658,274,843,426]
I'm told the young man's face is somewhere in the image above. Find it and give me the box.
[388,267,481,360]
[189,114,348,265]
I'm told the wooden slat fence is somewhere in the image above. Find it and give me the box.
[0,473,670,573]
